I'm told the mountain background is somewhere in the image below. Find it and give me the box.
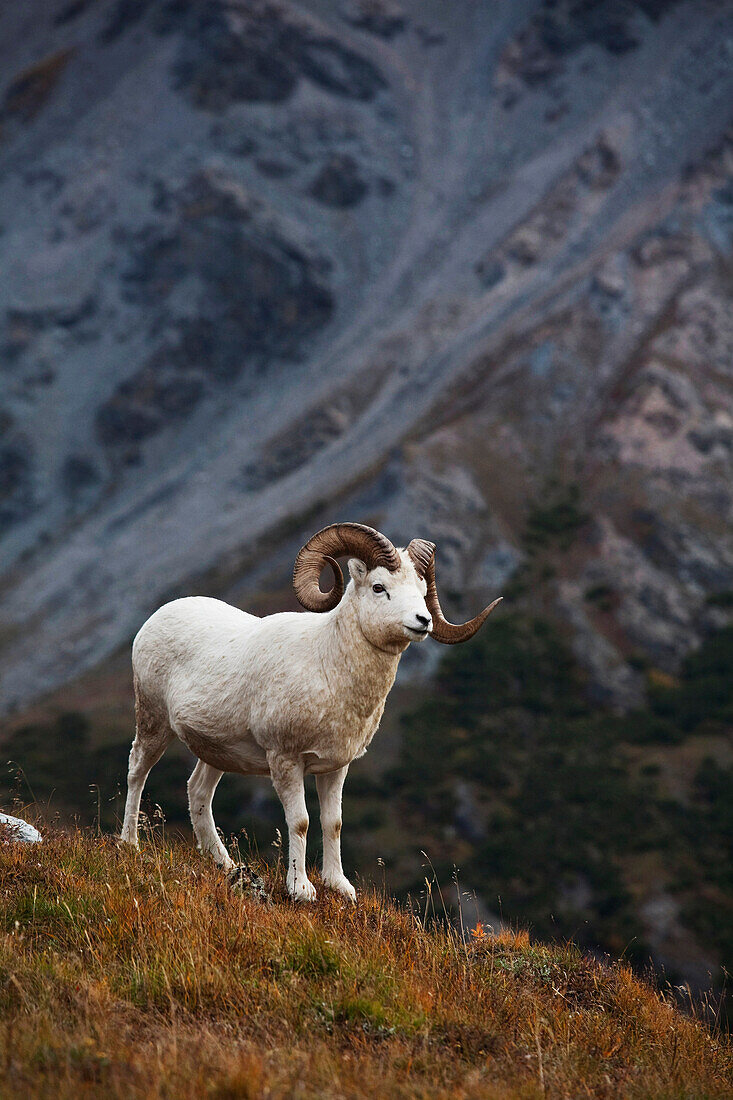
[1,0,732,1008]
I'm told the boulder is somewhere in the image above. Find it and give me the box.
[0,813,42,843]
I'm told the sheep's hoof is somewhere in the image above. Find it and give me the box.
[227,863,272,905]
[323,874,357,903]
[287,873,317,902]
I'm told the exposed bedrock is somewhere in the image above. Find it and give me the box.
[0,0,732,713]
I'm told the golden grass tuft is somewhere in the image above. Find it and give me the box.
[0,828,730,1099]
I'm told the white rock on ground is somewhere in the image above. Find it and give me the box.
[0,813,42,843]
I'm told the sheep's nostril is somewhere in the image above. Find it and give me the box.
[415,614,430,628]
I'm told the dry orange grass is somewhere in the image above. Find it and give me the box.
[0,828,730,1099]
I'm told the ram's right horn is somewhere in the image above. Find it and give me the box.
[293,523,401,612]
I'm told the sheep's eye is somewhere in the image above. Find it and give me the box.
[372,583,385,594]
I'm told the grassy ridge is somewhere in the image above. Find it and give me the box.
[0,831,730,1099]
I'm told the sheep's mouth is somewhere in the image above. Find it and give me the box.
[405,624,430,637]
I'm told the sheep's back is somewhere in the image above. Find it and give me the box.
[132,596,258,695]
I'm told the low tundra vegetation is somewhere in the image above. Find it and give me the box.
[0,830,730,1099]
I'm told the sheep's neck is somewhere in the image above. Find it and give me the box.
[321,598,402,718]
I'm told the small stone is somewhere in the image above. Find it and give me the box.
[475,259,505,290]
[593,266,625,298]
[309,155,367,208]
[508,228,542,266]
[227,863,272,904]
[340,0,406,39]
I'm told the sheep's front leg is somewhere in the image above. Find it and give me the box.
[268,753,316,902]
[316,766,356,902]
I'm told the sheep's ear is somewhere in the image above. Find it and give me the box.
[347,558,368,584]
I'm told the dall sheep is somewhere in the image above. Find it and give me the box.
[121,523,501,901]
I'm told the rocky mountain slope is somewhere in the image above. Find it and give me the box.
[2,0,733,713]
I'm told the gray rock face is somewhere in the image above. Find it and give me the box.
[97,169,334,459]
[1,0,733,712]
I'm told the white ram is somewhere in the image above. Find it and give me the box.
[121,523,500,900]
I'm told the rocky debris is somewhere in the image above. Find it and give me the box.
[98,171,334,456]
[54,0,96,27]
[5,245,98,322]
[640,891,719,990]
[453,779,486,844]
[577,518,706,669]
[557,578,645,708]
[172,1,386,111]
[58,183,117,236]
[255,156,295,180]
[3,312,43,362]
[478,132,621,284]
[652,280,733,376]
[227,862,272,904]
[588,255,631,328]
[474,258,505,291]
[576,133,621,190]
[499,0,683,94]
[0,442,34,530]
[601,365,710,476]
[637,516,733,596]
[95,341,208,452]
[4,298,97,358]
[383,457,491,593]
[340,0,406,39]
[477,542,524,593]
[210,104,383,178]
[99,0,157,44]
[591,258,733,650]
[0,813,42,843]
[239,403,349,492]
[122,173,334,350]
[308,154,367,207]
[60,454,102,506]
[702,179,733,253]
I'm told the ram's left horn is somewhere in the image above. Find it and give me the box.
[407,538,502,644]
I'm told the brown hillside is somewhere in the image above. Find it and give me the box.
[0,829,730,1099]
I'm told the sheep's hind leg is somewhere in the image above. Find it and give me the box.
[187,761,234,871]
[316,766,356,902]
[120,681,173,846]
[268,753,316,902]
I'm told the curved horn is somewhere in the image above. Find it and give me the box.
[424,551,502,644]
[406,538,436,578]
[293,522,400,612]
